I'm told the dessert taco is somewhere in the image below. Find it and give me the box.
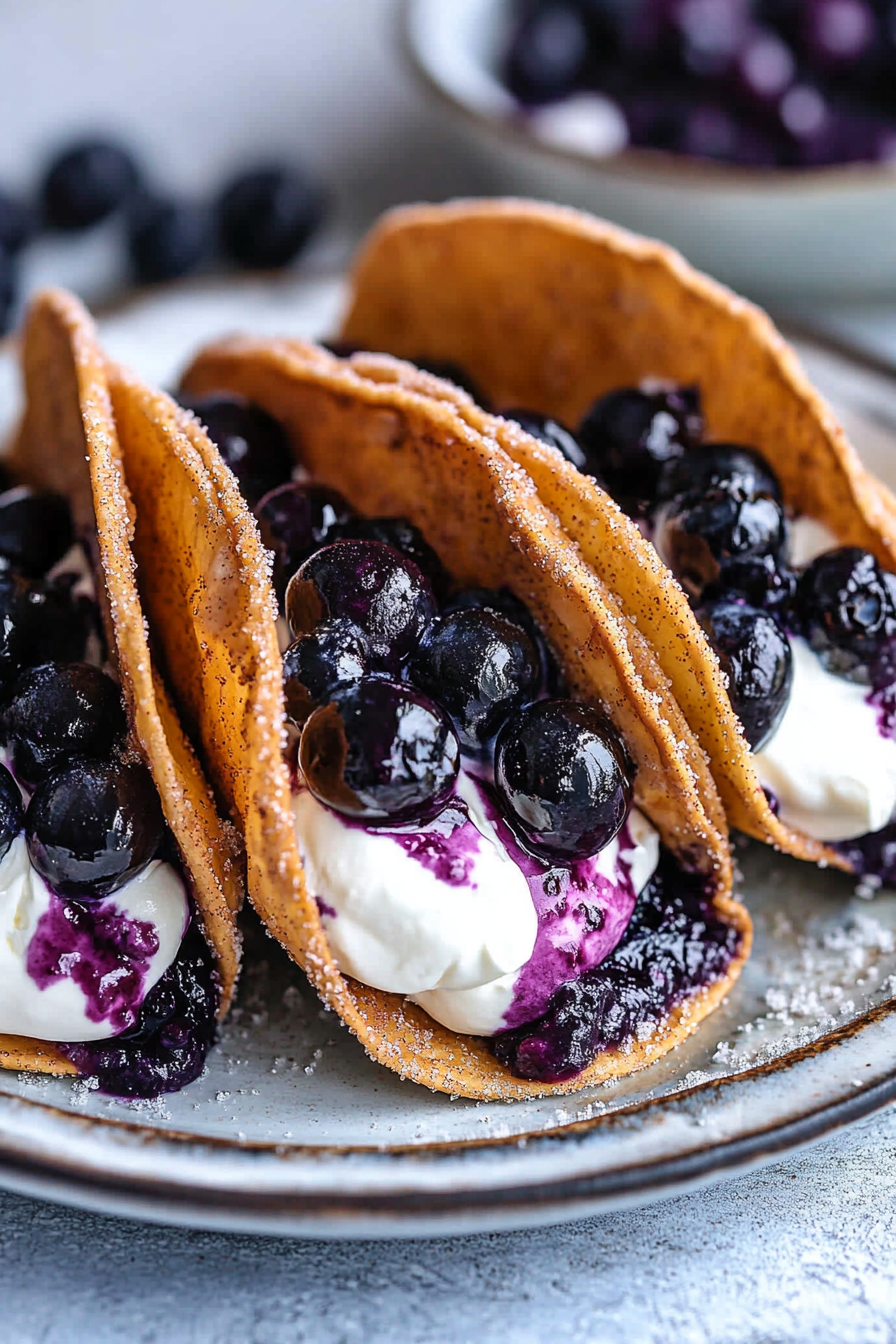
[151,335,752,1099]
[0,289,242,1097]
[340,199,896,884]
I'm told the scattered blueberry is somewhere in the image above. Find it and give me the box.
[696,601,793,750]
[0,246,14,337]
[495,699,633,860]
[796,546,896,680]
[255,482,353,600]
[41,139,141,231]
[330,516,450,601]
[408,608,542,756]
[282,619,370,726]
[286,540,436,672]
[656,442,782,506]
[300,678,460,824]
[0,763,23,861]
[503,407,588,471]
[0,487,74,578]
[503,1,591,104]
[128,195,213,285]
[179,393,294,507]
[653,487,787,606]
[577,384,704,510]
[26,757,165,897]
[0,191,34,255]
[5,663,127,789]
[217,164,324,270]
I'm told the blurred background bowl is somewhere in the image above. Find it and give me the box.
[404,0,896,303]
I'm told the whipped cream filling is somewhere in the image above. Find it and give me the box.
[0,836,188,1042]
[293,770,660,1037]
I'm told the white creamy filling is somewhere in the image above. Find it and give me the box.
[412,808,660,1035]
[755,636,896,842]
[788,516,838,568]
[0,837,188,1043]
[292,771,537,996]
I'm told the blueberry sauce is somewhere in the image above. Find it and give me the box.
[57,921,218,1099]
[833,825,896,888]
[389,800,481,887]
[26,892,160,1034]
[491,849,742,1083]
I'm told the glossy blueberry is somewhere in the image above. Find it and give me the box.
[217,164,325,270]
[282,619,369,726]
[300,678,460,824]
[653,487,787,605]
[656,442,782,506]
[329,516,450,600]
[179,393,293,507]
[0,191,34,255]
[0,487,74,578]
[26,757,165,897]
[577,384,704,510]
[796,546,896,680]
[408,608,542,756]
[696,601,793,750]
[286,540,436,671]
[5,663,127,789]
[0,763,23,861]
[504,1,590,104]
[16,574,100,671]
[443,585,565,696]
[255,482,353,600]
[41,139,140,231]
[495,699,633,861]
[128,196,213,285]
[503,408,588,471]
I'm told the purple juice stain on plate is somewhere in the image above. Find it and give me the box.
[26,891,159,1034]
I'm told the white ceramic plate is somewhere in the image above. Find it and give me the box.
[403,0,896,302]
[2,276,896,1240]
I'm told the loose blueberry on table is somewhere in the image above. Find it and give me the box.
[0,488,218,1098]
[232,398,743,1082]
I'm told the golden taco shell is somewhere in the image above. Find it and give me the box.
[0,289,243,1079]
[339,198,896,869]
[164,334,749,1099]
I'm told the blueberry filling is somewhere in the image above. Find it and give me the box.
[577,383,704,513]
[177,392,294,507]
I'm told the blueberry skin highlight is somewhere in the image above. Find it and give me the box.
[696,600,793,751]
[286,540,436,672]
[656,441,783,506]
[5,662,127,789]
[409,608,542,756]
[282,619,370,726]
[796,546,896,681]
[26,758,166,898]
[653,487,787,606]
[577,384,704,510]
[495,699,634,861]
[255,482,354,600]
[300,678,460,824]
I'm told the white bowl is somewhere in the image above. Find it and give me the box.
[403,0,896,302]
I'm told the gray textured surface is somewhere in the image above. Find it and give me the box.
[2,1105,896,1343]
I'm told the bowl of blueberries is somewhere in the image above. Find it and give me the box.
[404,0,896,299]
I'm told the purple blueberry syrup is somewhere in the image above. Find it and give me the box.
[390,800,482,887]
[58,920,218,1099]
[26,892,160,1034]
[491,849,742,1083]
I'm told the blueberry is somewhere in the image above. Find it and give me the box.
[0,488,74,578]
[286,540,436,671]
[803,0,878,67]
[329,516,450,601]
[495,699,633,861]
[41,139,140,231]
[408,608,542,756]
[656,442,782,506]
[0,246,14,338]
[5,663,127,789]
[503,408,588,471]
[0,763,23,861]
[300,678,459,824]
[255,482,354,600]
[217,164,324,270]
[696,601,793,751]
[26,757,165,897]
[443,585,565,696]
[128,196,213,285]
[179,394,293,507]
[577,384,704,510]
[796,546,896,681]
[653,488,788,606]
[0,191,34,255]
[282,619,369,726]
[17,575,100,671]
[504,1,590,103]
